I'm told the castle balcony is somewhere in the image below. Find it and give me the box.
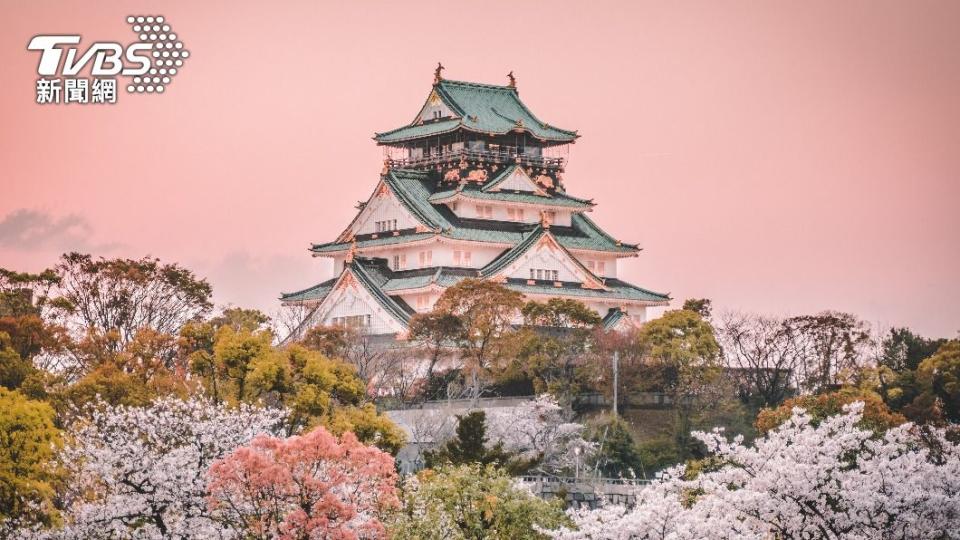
[386,145,565,172]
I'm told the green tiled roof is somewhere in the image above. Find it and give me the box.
[504,278,670,304]
[374,118,461,142]
[309,168,635,255]
[480,165,521,192]
[280,279,336,302]
[279,259,415,324]
[478,226,547,278]
[375,80,578,144]
[382,169,448,230]
[284,257,669,311]
[429,188,593,209]
[478,225,608,291]
[347,259,415,324]
[602,307,629,329]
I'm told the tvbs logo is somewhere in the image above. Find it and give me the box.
[28,36,152,76]
[28,16,189,105]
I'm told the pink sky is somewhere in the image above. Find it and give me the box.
[1,1,958,337]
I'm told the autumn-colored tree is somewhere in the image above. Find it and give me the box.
[407,311,463,394]
[300,324,354,357]
[389,464,568,540]
[208,427,399,540]
[755,387,906,435]
[61,328,192,411]
[0,388,62,528]
[431,279,523,400]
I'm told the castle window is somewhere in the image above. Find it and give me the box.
[530,268,559,281]
[475,204,493,219]
[419,250,432,266]
[333,314,370,328]
[375,219,398,233]
[433,110,442,120]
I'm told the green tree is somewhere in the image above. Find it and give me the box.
[209,326,273,403]
[638,309,723,459]
[879,327,947,373]
[0,333,37,392]
[0,388,62,528]
[903,340,960,424]
[509,299,601,399]
[424,411,519,471]
[681,298,712,319]
[589,416,645,478]
[194,337,405,454]
[389,464,568,540]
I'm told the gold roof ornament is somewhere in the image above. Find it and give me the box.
[434,62,445,84]
[539,210,551,229]
[345,238,358,263]
[507,71,516,88]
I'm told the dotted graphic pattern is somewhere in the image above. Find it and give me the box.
[125,16,189,94]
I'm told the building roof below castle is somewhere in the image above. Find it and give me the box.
[374,79,578,144]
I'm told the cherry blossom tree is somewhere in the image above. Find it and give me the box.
[50,397,286,539]
[207,427,398,540]
[549,402,960,539]
[486,395,594,476]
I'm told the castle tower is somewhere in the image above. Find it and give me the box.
[281,71,669,338]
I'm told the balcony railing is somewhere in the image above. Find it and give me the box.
[387,146,565,171]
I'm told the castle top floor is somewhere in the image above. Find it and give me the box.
[374,68,578,173]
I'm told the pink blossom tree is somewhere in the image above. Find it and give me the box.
[207,427,399,540]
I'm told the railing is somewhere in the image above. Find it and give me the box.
[387,147,565,171]
[519,475,652,487]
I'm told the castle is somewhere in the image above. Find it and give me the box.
[282,67,669,338]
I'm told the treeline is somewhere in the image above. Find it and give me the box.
[1,252,957,538]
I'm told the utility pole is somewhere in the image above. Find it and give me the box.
[612,351,619,418]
